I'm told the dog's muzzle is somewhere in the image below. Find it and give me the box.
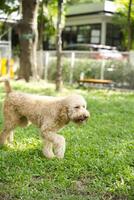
[74,112,90,123]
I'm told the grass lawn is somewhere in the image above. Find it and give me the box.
[0,81,134,200]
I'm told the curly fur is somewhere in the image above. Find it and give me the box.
[0,79,89,159]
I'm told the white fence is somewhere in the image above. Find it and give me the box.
[0,41,11,59]
[0,41,14,77]
[37,50,130,84]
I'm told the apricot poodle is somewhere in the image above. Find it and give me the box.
[0,79,89,158]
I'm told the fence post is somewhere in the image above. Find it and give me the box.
[100,59,105,80]
[69,52,75,84]
[44,51,49,81]
[129,51,134,69]
[8,28,12,77]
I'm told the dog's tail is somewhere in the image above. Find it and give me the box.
[0,77,12,94]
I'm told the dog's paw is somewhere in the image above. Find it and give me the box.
[55,153,64,159]
[42,149,55,159]
[54,146,65,159]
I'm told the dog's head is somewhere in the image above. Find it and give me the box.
[64,94,90,124]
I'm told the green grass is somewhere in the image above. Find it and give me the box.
[0,82,134,200]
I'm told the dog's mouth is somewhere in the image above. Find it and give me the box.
[73,116,88,124]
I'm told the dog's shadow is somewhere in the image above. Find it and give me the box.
[0,125,66,172]
[0,124,45,171]
[0,140,64,183]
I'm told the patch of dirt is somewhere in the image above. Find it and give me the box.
[0,193,11,200]
[102,192,128,200]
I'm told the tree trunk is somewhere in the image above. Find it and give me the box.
[127,0,132,50]
[55,0,65,92]
[19,0,39,82]
[38,0,44,51]
[37,0,47,79]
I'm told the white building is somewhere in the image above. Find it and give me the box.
[63,0,122,49]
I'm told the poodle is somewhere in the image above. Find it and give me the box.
[0,79,89,158]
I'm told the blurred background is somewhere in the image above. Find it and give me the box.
[0,0,134,90]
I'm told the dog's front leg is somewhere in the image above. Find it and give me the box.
[49,132,66,159]
[53,135,66,159]
[41,128,65,159]
[42,139,55,159]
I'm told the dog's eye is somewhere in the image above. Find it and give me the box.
[74,106,80,109]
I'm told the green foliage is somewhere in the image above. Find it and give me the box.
[0,83,134,199]
[38,0,57,39]
[47,58,134,89]
[116,0,134,19]
[0,0,19,40]
[47,58,101,82]
[0,0,19,14]
[0,22,5,36]
[114,0,134,49]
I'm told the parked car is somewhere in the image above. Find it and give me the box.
[64,43,91,51]
[97,48,123,60]
[64,43,124,60]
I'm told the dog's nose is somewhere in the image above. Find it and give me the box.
[84,115,89,120]
[84,111,90,119]
[84,115,88,119]
[82,112,90,120]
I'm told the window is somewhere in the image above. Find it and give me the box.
[63,23,101,49]
[106,23,122,48]
[77,25,90,43]
[90,24,101,44]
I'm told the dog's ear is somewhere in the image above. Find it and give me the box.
[58,105,69,124]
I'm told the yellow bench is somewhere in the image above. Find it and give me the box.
[79,78,113,87]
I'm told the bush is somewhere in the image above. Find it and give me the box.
[47,57,134,89]
[47,58,102,82]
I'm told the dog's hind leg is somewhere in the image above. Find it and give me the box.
[0,117,27,145]
[7,131,14,143]
[0,104,20,145]
[0,124,15,145]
